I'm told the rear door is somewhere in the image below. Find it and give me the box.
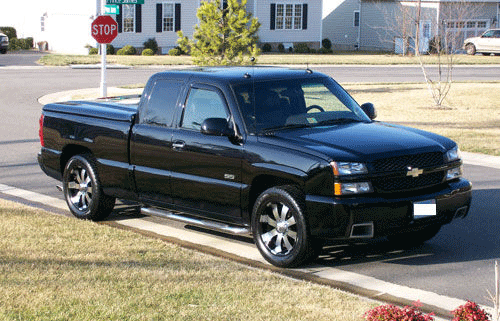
[130,78,185,205]
[169,83,244,223]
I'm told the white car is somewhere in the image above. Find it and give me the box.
[464,29,500,55]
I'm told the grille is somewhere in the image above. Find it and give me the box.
[373,171,445,193]
[372,152,444,172]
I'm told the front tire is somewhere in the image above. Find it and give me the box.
[63,154,115,221]
[465,44,476,55]
[252,186,317,268]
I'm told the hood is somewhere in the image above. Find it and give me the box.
[261,121,456,162]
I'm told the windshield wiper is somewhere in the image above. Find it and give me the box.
[315,118,362,126]
[261,123,313,134]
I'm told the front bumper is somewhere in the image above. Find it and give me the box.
[306,178,472,241]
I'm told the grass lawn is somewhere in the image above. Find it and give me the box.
[0,199,374,321]
[344,82,500,156]
[38,52,500,66]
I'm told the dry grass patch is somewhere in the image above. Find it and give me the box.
[345,82,500,156]
[38,53,500,66]
[0,200,374,321]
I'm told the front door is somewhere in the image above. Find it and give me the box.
[170,84,244,223]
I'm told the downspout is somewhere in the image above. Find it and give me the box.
[320,0,323,46]
[357,0,361,50]
[497,1,499,28]
[436,0,440,43]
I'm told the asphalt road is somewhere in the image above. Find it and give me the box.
[1,53,500,310]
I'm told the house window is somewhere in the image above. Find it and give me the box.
[163,3,174,32]
[354,10,360,27]
[477,21,487,28]
[123,4,135,33]
[40,16,45,32]
[157,3,181,32]
[275,3,304,30]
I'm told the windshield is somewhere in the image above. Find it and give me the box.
[232,77,371,134]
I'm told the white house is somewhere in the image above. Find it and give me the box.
[322,0,500,53]
[111,0,323,53]
[1,0,323,55]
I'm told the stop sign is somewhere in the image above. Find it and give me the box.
[91,15,118,44]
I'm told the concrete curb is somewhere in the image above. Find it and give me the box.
[70,64,132,69]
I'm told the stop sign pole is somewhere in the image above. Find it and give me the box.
[91,0,119,97]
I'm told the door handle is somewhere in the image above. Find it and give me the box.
[172,141,185,150]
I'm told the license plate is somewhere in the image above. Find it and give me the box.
[413,199,436,219]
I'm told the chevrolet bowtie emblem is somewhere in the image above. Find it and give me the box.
[407,167,423,178]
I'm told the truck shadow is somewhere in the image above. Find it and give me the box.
[106,188,499,268]
[316,188,500,267]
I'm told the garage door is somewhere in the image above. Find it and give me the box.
[444,20,490,51]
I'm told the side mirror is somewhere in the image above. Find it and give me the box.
[360,102,377,120]
[201,118,232,137]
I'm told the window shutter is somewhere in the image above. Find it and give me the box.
[270,4,276,30]
[135,4,142,33]
[117,5,123,33]
[175,4,181,31]
[156,3,163,32]
[302,4,308,30]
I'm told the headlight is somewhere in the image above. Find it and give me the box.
[334,182,373,196]
[445,146,461,162]
[331,161,368,176]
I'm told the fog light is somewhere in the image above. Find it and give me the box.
[446,166,462,181]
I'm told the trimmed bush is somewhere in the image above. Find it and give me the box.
[262,43,272,53]
[8,37,33,51]
[143,38,158,54]
[277,43,285,53]
[294,43,310,53]
[322,38,332,50]
[106,44,115,55]
[117,45,136,55]
[318,47,333,54]
[141,48,154,56]
[168,47,182,56]
[89,47,99,55]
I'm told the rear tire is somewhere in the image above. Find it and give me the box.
[63,154,115,221]
[252,186,318,267]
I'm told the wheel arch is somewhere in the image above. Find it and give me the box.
[60,144,93,175]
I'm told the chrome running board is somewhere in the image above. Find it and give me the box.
[141,207,251,236]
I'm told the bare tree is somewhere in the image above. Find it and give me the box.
[374,0,486,108]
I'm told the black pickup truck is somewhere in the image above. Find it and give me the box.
[38,67,472,267]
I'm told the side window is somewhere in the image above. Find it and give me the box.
[140,80,183,127]
[181,88,228,131]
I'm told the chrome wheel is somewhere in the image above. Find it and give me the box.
[63,154,115,221]
[252,186,315,267]
[259,202,298,255]
[67,167,93,212]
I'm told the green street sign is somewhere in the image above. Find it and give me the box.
[104,5,120,14]
[106,0,144,4]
